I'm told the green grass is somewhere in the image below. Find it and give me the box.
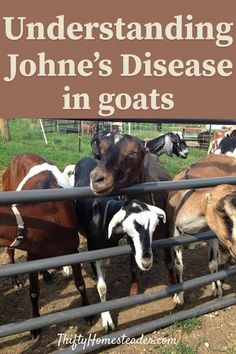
[156,341,200,354]
[0,119,206,176]
[0,119,91,171]
[175,317,202,334]
[159,149,205,177]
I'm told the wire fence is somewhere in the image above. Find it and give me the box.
[40,119,236,152]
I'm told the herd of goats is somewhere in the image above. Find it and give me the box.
[1,126,236,338]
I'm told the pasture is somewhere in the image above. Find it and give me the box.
[0,119,236,354]
[0,119,205,175]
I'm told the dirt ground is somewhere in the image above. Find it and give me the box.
[0,237,236,354]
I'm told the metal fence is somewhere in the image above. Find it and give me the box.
[1,176,236,352]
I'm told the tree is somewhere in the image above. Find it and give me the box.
[0,119,10,141]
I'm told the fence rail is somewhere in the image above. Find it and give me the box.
[0,231,215,278]
[60,294,236,354]
[1,176,236,205]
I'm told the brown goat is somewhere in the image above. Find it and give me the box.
[167,154,236,306]
[1,153,91,338]
[90,134,175,295]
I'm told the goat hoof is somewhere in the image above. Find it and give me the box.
[62,266,72,277]
[173,293,184,307]
[129,282,138,296]
[12,276,23,289]
[212,288,223,299]
[31,328,42,339]
[104,323,115,334]
[212,288,217,297]
[14,284,22,290]
[101,312,115,333]
[103,321,115,334]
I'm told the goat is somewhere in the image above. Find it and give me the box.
[74,156,165,332]
[3,154,73,284]
[215,135,236,157]
[142,132,188,158]
[1,153,91,337]
[167,154,236,306]
[225,126,236,137]
[90,135,176,296]
[207,129,225,154]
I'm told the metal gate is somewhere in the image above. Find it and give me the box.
[0,176,236,352]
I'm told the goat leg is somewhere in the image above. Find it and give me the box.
[6,248,23,289]
[71,263,93,324]
[28,269,41,338]
[163,247,177,285]
[95,260,115,333]
[129,254,138,296]
[172,245,184,306]
[209,239,223,298]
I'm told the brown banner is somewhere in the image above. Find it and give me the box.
[0,0,236,120]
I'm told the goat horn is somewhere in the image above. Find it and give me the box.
[147,205,166,223]
[108,208,126,238]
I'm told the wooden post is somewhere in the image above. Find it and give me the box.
[39,119,48,144]
[0,119,10,141]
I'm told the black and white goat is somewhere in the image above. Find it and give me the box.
[215,135,236,157]
[91,131,188,160]
[74,157,165,332]
[143,132,188,158]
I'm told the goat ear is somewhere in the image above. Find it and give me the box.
[108,209,126,238]
[147,205,166,223]
[109,224,125,237]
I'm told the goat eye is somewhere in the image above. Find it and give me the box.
[216,207,224,216]
[129,151,138,157]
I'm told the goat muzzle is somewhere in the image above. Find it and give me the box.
[90,168,114,195]
[140,257,153,271]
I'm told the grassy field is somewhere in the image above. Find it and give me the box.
[0,120,91,171]
[0,119,206,176]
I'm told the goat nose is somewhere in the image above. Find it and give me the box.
[141,257,152,270]
[94,175,105,185]
[90,170,105,185]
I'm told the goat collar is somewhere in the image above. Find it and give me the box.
[9,204,26,248]
[102,199,113,230]
[175,189,196,232]
[175,190,196,236]
[102,197,122,230]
